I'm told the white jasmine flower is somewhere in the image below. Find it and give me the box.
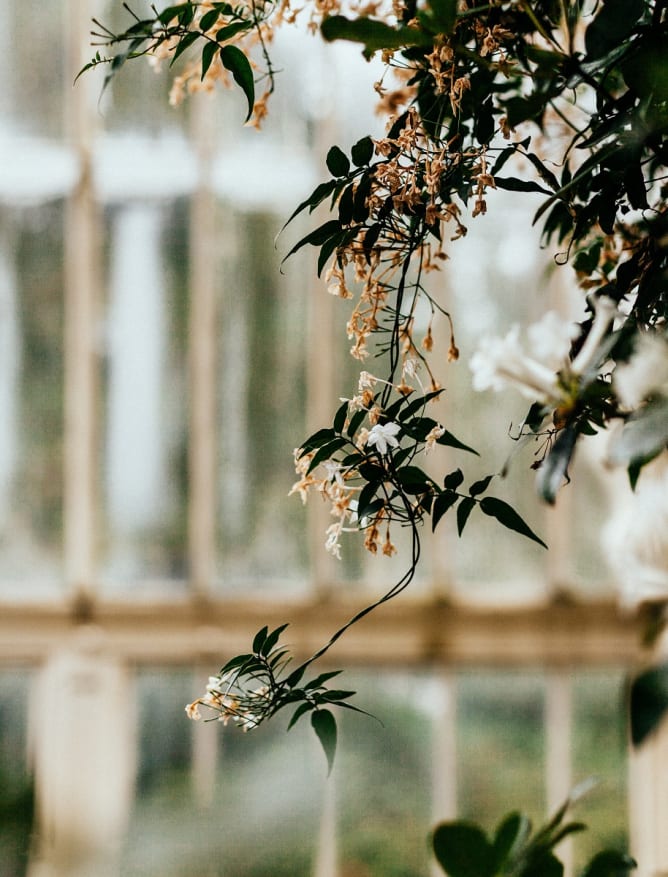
[527,311,578,369]
[614,332,668,410]
[324,460,346,488]
[570,295,617,375]
[366,422,401,455]
[470,324,564,403]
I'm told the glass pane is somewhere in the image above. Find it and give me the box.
[98,200,188,588]
[572,670,628,868]
[0,669,33,875]
[457,670,546,826]
[123,667,322,876]
[98,0,189,137]
[0,0,65,139]
[336,672,435,877]
[0,204,64,590]
[215,209,309,592]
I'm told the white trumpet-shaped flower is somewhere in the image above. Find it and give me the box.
[366,422,401,455]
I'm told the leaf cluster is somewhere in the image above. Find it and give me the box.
[432,798,635,877]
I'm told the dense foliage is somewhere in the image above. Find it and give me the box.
[83,0,668,756]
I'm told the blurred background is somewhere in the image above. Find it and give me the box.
[0,1,650,875]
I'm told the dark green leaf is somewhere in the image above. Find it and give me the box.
[351,136,374,167]
[201,41,219,80]
[357,480,381,519]
[285,665,306,687]
[432,490,459,530]
[494,176,552,195]
[171,30,200,64]
[320,14,432,57]
[581,850,637,877]
[312,709,337,774]
[288,701,313,730]
[493,811,531,870]
[199,8,221,30]
[283,219,342,262]
[305,670,343,690]
[327,145,351,177]
[469,475,493,497]
[283,179,339,228]
[252,625,268,653]
[456,497,475,536]
[333,400,349,434]
[443,469,464,490]
[307,437,348,474]
[607,398,668,471]
[216,21,253,41]
[395,466,431,494]
[436,430,479,455]
[261,622,289,656]
[219,44,255,121]
[630,663,668,745]
[536,426,577,504]
[299,427,337,454]
[432,822,496,877]
[427,0,457,32]
[585,0,644,60]
[347,408,368,438]
[479,497,548,548]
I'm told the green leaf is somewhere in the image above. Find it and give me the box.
[216,21,253,41]
[432,822,496,877]
[288,702,313,730]
[351,136,374,167]
[252,625,268,653]
[630,663,668,745]
[306,437,348,474]
[261,622,289,656]
[581,850,637,877]
[299,427,337,454]
[357,480,381,519]
[311,709,337,774]
[432,490,459,530]
[283,219,342,261]
[427,0,457,32]
[436,430,479,455]
[443,469,464,490]
[493,811,531,870]
[494,176,552,195]
[469,475,493,497]
[171,30,200,65]
[305,670,343,690]
[479,497,548,549]
[333,400,349,434]
[456,496,475,536]
[607,398,668,471]
[395,465,430,492]
[326,145,351,177]
[283,179,339,228]
[201,41,219,80]
[219,44,255,121]
[536,426,577,504]
[199,7,221,30]
[347,408,368,438]
[320,14,431,57]
[585,0,644,60]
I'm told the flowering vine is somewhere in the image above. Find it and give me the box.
[83,0,668,762]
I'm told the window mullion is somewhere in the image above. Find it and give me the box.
[188,95,218,596]
[63,0,99,599]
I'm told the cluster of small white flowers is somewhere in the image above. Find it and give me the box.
[185,673,270,730]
